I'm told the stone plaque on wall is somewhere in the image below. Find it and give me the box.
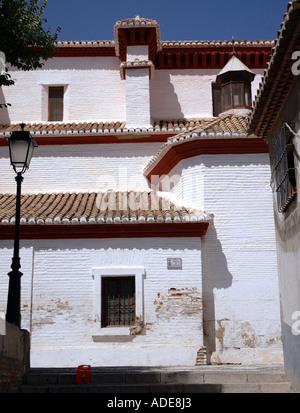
[167,258,182,270]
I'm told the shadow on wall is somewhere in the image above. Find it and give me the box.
[150,72,184,120]
[281,321,300,392]
[0,87,10,124]
[201,225,233,364]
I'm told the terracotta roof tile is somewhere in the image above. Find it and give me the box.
[160,40,275,48]
[0,115,249,137]
[248,0,300,139]
[54,39,275,49]
[55,40,115,47]
[144,113,250,175]
[0,191,213,225]
[114,16,161,57]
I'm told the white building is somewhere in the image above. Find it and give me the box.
[0,16,283,368]
[249,0,300,391]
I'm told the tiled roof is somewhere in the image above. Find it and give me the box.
[55,40,115,47]
[160,40,275,48]
[54,39,275,49]
[114,16,161,58]
[0,121,127,137]
[248,0,300,139]
[0,115,249,137]
[144,113,250,175]
[0,114,247,137]
[114,16,160,29]
[120,60,155,80]
[0,191,213,226]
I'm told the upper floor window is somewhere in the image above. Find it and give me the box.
[48,86,64,121]
[212,55,254,116]
[273,124,297,213]
[222,82,252,111]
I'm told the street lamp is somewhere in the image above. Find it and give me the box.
[5,123,37,327]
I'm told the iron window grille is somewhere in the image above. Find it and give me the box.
[273,124,297,213]
[101,276,135,327]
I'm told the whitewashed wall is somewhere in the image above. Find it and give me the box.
[0,52,280,367]
[0,152,284,367]
[268,83,300,390]
[0,53,264,124]
[150,69,263,120]
[168,153,283,364]
[0,57,126,124]
[0,143,162,194]
[126,68,152,129]
[0,238,204,367]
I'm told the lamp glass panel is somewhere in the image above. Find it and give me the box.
[25,139,35,168]
[9,139,30,171]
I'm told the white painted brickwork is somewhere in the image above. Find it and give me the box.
[0,55,264,124]
[0,153,283,366]
[0,57,126,124]
[126,46,149,62]
[150,69,263,120]
[0,53,282,367]
[0,148,283,366]
[169,153,283,364]
[0,143,162,194]
[0,238,204,367]
[125,68,152,129]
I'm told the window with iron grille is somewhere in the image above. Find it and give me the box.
[274,124,297,213]
[101,276,135,327]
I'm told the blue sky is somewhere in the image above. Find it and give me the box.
[43,0,287,42]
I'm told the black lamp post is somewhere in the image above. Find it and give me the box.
[5,123,37,327]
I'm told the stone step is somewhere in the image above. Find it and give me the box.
[20,383,222,393]
[20,365,293,393]
[19,382,292,394]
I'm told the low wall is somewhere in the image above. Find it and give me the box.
[0,314,30,393]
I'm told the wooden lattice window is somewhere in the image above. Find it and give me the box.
[101,276,135,327]
[274,124,297,213]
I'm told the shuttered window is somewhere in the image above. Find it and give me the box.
[48,86,64,121]
[101,277,135,327]
[274,124,297,212]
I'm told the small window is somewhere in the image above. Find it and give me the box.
[224,84,232,109]
[233,84,243,106]
[218,82,252,113]
[101,276,135,327]
[92,266,145,334]
[48,86,64,121]
[274,124,297,212]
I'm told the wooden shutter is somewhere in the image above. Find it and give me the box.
[48,87,64,121]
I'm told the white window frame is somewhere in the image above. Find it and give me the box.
[91,266,145,335]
